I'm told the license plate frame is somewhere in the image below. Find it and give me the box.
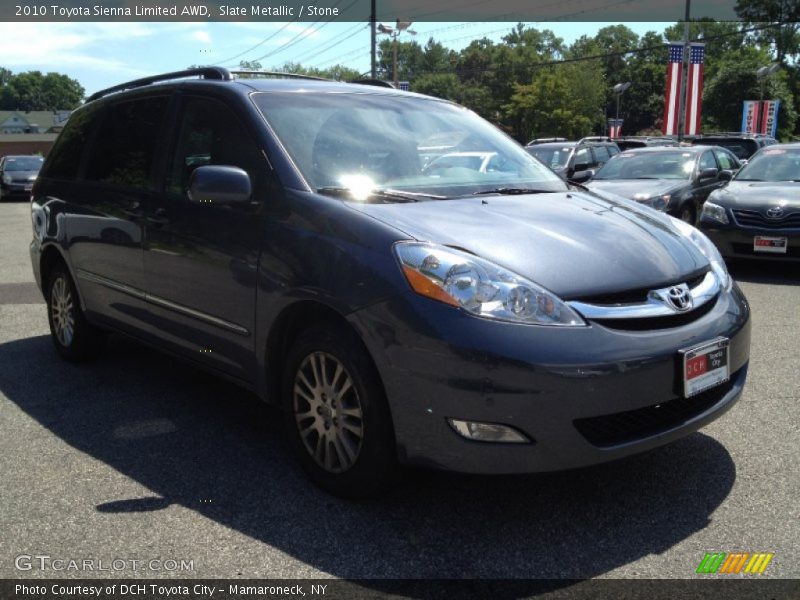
[753,235,787,254]
[680,337,730,398]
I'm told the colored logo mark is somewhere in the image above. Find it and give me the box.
[696,552,774,574]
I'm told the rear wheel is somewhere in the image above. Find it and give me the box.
[282,325,395,498]
[678,203,697,225]
[46,263,106,361]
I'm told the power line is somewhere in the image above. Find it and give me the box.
[291,22,368,65]
[214,21,302,66]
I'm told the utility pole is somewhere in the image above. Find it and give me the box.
[370,0,376,79]
[676,0,691,142]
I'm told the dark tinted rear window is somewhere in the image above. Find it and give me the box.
[41,107,97,180]
[694,138,758,160]
[84,96,170,189]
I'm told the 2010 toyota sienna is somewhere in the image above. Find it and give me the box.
[30,68,751,497]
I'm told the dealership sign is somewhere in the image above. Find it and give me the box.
[741,101,760,133]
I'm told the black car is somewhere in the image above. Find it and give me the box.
[525,137,620,182]
[700,143,800,261]
[0,155,43,200]
[690,132,777,162]
[586,146,741,224]
[30,68,750,497]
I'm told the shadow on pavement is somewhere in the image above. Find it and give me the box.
[729,259,800,286]
[0,333,737,583]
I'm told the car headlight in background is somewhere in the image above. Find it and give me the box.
[633,193,670,211]
[701,201,729,225]
[672,218,732,290]
[394,242,585,326]
[2,175,12,185]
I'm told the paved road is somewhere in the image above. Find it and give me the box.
[1,200,798,582]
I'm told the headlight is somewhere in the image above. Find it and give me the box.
[672,219,731,290]
[701,201,729,224]
[393,242,585,326]
[633,193,670,211]
[2,175,12,184]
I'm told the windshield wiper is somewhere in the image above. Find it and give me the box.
[472,187,556,196]
[316,187,448,202]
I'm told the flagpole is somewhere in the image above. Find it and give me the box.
[677,0,691,141]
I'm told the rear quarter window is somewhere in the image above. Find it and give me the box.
[40,106,99,180]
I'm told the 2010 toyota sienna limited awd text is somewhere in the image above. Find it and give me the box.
[30,69,751,497]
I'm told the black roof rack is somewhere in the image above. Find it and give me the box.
[230,70,330,81]
[86,67,232,102]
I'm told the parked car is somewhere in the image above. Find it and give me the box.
[525,137,620,182]
[31,68,750,497]
[689,132,777,162]
[614,136,679,151]
[699,143,800,260]
[586,146,741,224]
[0,155,43,200]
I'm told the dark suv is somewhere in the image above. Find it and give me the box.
[525,137,620,182]
[690,132,777,162]
[31,69,750,497]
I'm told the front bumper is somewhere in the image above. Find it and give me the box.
[1,181,34,198]
[701,220,800,261]
[350,284,750,474]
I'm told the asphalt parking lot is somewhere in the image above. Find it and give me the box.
[1,199,798,581]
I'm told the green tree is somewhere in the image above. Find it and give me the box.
[0,70,84,110]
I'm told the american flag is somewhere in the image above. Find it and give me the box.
[683,43,705,135]
[662,42,684,136]
[607,118,624,138]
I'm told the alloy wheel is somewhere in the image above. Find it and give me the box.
[292,351,364,473]
[50,276,75,347]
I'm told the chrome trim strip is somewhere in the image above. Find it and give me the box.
[146,294,250,336]
[75,269,250,336]
[76,269,146,300]
[568,271,719,320]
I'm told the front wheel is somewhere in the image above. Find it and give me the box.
[46,263,106,361]
[282,325,396,498]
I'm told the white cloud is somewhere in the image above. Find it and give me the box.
[189,30,212,43]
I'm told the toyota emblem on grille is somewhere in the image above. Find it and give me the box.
[766,206,784,219]
[651,283,693,313]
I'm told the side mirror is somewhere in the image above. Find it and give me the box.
[573,162,591,172]
[698,167,718,181]
[188,165,252,205]
[570,169,594,184]
[718,170,733,181]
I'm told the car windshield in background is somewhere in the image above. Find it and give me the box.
[252,91,567,199]
[4,157,44,171]
[526,147,572,170]
[593,151,695,180]
[699,139,758,160]
[736,147,800,181]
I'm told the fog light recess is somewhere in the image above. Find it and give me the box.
[448,419,531,444]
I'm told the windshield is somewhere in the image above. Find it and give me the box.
[695,139,757,160]
[736,147,800,181]
[593,151,696,180]
[4,156,43,171]
[252,91,566,199]
[525,146,571,170]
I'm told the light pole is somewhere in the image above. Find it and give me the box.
[613,82,632,125]
[377,20,416,87]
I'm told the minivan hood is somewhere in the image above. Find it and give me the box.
[586,178,685,200]
[348,191,708,299]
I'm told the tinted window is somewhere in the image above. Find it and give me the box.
[593,146,611,163]
[85,96,169,189]
[167,97,264,195]
[527,146,572,170]
[41,107,97,180]
[714,149,737,171]
[573,147,592,169]
[698,151,717,171]
[594,151,696,180]
[607,145,620,156]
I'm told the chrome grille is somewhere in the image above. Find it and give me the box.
[732,209,800,230]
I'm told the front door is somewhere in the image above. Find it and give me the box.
[143,95,270,381]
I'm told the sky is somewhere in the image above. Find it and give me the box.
[0,21,671,97]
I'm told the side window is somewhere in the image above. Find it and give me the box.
[167,97,264,195]
[41,106,99,180]
[593,146,611,164]
[698,151,717,172]
[714,149,736,171]
[84,96,169,189]
[573,147,592,169]
[607,145,620,156]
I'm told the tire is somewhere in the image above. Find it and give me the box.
[46,262,107,361]
[282,324,396,498]
[678,203,697,225]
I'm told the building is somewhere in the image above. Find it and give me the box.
[0,110,70,157]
